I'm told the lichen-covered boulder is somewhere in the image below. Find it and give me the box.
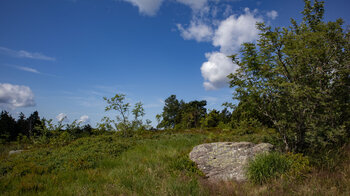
[189,142,273,182]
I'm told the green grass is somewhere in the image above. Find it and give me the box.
[0,133,208,195]
[1,130,349,195]
[247,152,293,184]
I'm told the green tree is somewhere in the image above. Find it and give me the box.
[0,111,17,142]
[102,93,147,135]
[132,102,145,129]
[228,0,349,152]
[158,95,208,129]
[28,111,42,137]
[104,94,130,125]
[201,109,220,128]
[155,114,162,128]
[159,95,182,129]
[103,94,131,136]
[219,108,232,124]
[16,112,28,137]
[180,100,207,129]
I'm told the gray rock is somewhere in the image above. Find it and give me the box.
[9,150,26,156]
[189,142,273,182]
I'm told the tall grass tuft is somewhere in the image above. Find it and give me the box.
[247,152,292,184]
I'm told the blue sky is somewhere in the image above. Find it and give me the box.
[0,0,349,126]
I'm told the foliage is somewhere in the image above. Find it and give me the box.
[0,111,42,143]
[102,93,152,136]
[103,93,131,135]
[201,109,220,128]
[27,111,42,137]
[158,95,183,129]
[131,101,145,129]
[0,111,17,142]
[284,152,311,181]
[178,100,207,129]
[158,95,208,129]
[228,0,350,152]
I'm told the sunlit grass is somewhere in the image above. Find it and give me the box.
[1,131,349,195]
[0,133,208,195]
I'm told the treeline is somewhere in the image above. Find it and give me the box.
[0,93,242,144]
[0,111,41,142]
[0,94,235,144]
[156,95,273,131]
[156,95,231,130]
[0,111,95,144]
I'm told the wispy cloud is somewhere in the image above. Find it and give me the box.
[93,85,128,95]
[16,66,40,74]
[144,99,165,109]
[67,94,105,108]
[0,46,56,61]
[3,64,58,77]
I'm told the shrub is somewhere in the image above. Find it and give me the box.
[284,152,311,180]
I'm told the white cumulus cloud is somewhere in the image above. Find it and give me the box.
[78,115,90,123]
[0,46,55,61]
[122,0,164,16]
[266,10,278,20]
[119,1,265,91]
[56,113,68,122]
[213,8,262,54]
[177,22,213,42]
[201,52,239,90]
[0,83,35,109]
[198,8,262,90]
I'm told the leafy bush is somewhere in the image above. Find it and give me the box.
[285,152,311,180]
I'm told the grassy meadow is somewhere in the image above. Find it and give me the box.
[1,129,350,196]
